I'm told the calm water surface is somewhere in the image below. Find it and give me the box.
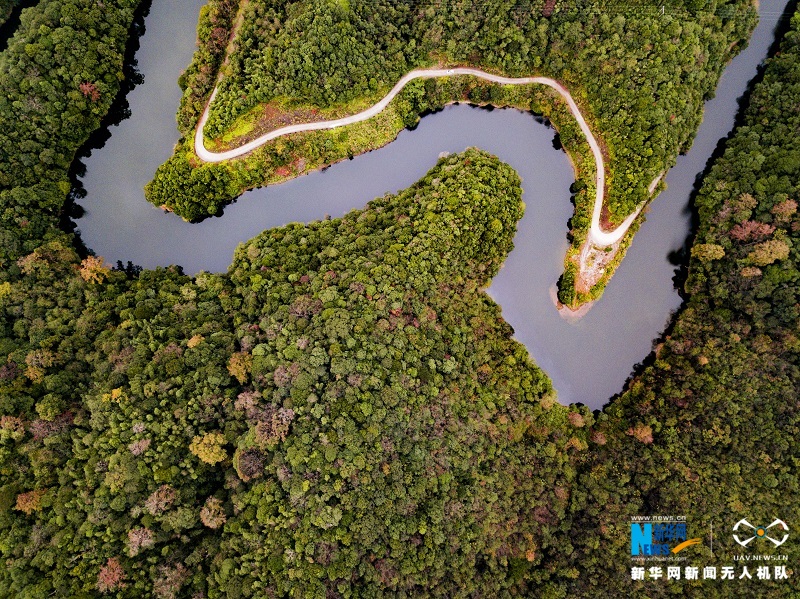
[75,0,790,408]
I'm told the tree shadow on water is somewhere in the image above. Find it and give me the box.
[63,0,153,257]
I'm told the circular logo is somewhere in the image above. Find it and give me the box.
[733,519,789,548]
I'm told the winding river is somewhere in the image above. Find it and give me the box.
[196,68,652,248]
[74,0,790,408]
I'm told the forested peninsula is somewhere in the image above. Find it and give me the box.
[0,0,797,597]
[147,0,756,307]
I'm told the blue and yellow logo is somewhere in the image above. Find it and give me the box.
[631,521,702,556]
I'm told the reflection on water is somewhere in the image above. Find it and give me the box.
[74,0,789,408]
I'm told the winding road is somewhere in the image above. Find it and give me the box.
[195,68,646,247]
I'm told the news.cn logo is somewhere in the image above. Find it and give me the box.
[630,517,701,556]
[733,519,789,549]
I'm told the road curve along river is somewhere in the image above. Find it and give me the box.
[194,67,647,247]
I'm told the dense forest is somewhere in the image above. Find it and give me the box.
[1,143,593,594]
[0,0,141,275]
[0,0,798,596]
[0,10,589,591]
[559,6,800,596]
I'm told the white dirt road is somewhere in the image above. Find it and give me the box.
[194,68,648,246]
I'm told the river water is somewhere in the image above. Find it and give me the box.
[73,0,790,408]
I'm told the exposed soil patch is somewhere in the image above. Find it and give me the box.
[213,103,322,151]
[599,200,615,231]
[575,240,621,294]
